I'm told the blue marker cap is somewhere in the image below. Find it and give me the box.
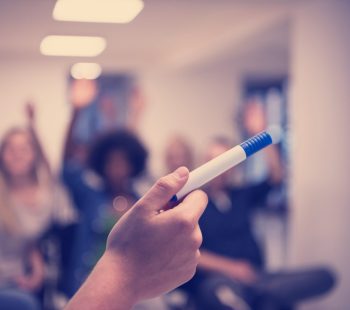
[171,127,282,202]
[240,127,281,157]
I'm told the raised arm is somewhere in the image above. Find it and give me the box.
[25,101,52,176]
[66,167,208,310]
[243,99,284,184]
[62,106,82,162]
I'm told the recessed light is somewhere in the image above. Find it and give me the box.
[40,35,106,57]
[71,62,102,79]
[53,0,144,24]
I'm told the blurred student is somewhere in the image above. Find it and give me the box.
[180,137,335,310]
[62,129,148,294]
[0,104,76,309]
[64,80,146,170]
[164,135,194,173]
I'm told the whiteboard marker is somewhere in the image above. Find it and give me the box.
[173,128,281,201]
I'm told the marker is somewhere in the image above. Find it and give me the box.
[173,128,282,201]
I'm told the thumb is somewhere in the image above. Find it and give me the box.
[135,166,189,213]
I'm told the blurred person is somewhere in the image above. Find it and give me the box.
[0,103,76,309]
[242,97,289,271]
[178,137,335,310]
[241,96,283,185]
[66,167,208,310]
[242,98,267,143]
[63,105,90,169]
[164,135,194,173]
[64,79,145,169]
[88,129,147,205]
[62,129,148,294]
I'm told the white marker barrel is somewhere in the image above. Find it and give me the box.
[173,129,281,201]
[175,145,246,200]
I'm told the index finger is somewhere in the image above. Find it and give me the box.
[169,190,208,224]
[134,167,189,214]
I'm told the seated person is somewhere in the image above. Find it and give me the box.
[0,104,76,309]
[180,138,335,310]
[164,135,195,173]
[62,130,148,294]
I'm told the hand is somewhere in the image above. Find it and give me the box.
[66,167,208,310]
[224,260,258,284]
[243,98,266,136]
[25,101,35,125]
[69,79,97,109]
[15,274,43,292]
[105,166,208,302]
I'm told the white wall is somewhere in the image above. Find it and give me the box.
[289,1,350,308]
[0,58,70,169]
[0,59,239,175]
[139,69,239,176]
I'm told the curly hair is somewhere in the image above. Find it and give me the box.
[88,130,148,178]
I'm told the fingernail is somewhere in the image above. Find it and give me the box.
[174,166,188,180]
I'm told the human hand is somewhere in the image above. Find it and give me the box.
[224,260,258,284]
[25,101,35,125]
[15,273,43,292]
[243,99,266,136]
[104,166,208,303]
[69,79,97,109]
[66,167,208,310]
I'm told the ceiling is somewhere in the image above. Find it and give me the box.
[0,0,296,73]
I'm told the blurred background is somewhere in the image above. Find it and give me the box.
[0,0,349,309]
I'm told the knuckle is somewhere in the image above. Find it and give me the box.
[188,229,202,251]
[195,249,201,262]
[155,177,172,193]
[175,215,195,233]
[132,200,147,214]
[194,231,203,248]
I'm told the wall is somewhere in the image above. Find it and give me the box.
[0,58,70,169]
[0,59,239,175]
[139,69,239,176]
[289,1,350,308]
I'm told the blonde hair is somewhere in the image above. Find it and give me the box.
[0,127,52,234]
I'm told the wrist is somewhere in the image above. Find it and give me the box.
[67,252,138,310]
[97,252,139,309]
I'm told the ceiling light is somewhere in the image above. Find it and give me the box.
[40,35,106,57]
[53,0,144,24]
[71,62,102,79]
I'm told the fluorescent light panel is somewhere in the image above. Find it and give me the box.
[71,63,102,79]
[40,35,106,57]
[53,0,144,24]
